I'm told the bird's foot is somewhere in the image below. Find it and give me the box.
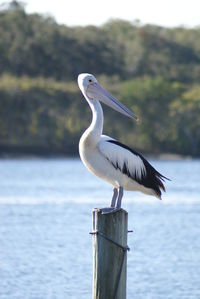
[101,207,122,214]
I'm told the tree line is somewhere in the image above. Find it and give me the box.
[0,1,200,156]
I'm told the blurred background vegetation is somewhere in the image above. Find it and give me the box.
[0,1,200,156]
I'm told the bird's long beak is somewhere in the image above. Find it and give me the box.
[86,82,138,121]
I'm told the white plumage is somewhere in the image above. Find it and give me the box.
[78,73,168,210]
[99,136,147,181]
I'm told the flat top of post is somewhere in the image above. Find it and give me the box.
[93,208,128,215]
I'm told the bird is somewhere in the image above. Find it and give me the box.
[78,73,168,212]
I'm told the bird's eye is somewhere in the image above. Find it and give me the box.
[88,79,92,83]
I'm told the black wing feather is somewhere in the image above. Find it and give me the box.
[107,140,169,198]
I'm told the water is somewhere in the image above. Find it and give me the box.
[0,158,200,299]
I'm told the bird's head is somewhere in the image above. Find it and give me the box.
[77,73,138,121]
[78,73,97,96]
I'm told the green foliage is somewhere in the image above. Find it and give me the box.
[170,85,200,156]
[0,2,200,156]
[2,2,200,82]
[0,74,87,154]
[119,77,184,152]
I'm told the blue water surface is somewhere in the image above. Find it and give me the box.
[0,158,200,299]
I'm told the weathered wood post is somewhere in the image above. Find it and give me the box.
[91,208,129,299]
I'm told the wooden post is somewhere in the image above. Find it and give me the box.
[91,208,128,299]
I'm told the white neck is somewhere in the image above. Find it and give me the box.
[82,99,103,145]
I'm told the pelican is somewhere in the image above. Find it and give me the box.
[78,73,168,211]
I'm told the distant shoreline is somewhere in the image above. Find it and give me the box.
[0,152,195,161]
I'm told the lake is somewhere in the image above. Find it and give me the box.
[0,158,200,298]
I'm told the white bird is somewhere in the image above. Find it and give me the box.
[78,73,168,211]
